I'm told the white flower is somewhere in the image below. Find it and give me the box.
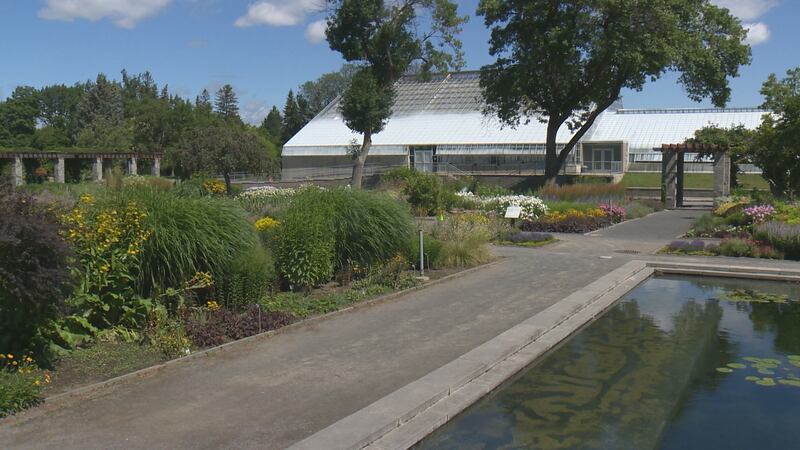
[457,192,548,219]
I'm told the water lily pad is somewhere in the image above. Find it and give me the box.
[745,376,760,382]
[787,355,800,361]
[778,379,800,387]
[744,357,766,363]
[757,368,776,375]
[756,378,776,386]
[727,363,747,369]
[716,367,734,373]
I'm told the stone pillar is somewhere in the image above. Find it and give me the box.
[713,151,731,198]
[54,157,66,183]
[152,157,161,177]
[13,156,24,187]
[129,156,138,176]
[661,151,678,209]
[93,157,104,181]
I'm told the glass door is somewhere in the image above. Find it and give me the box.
[414,149,434,172]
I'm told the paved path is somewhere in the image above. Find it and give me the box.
[3,208,796,449]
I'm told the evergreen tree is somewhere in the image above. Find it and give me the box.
[281,90,304,144]
[260,106,282,142]
[214,84,240,121]
[75,74,125,135]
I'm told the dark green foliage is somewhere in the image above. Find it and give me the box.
[216,244,276,311]
[748,68,800,197]
[214,84,240,123]
[0,180,73,358]
[170,126,276,195]
[478,0,751,182]
[716,239,754,257]
[275,188,336,290]
[97,186,260,296]
[281,90,305,144]
[523,215,612,234]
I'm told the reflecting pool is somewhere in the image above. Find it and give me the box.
[417,276,800,450]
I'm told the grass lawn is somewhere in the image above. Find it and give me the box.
[620,172,769,190]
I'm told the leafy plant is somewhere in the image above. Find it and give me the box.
[432,216,494,268]
[145,307,191,359]
[0,181,73,359]
[216,243,275,311]
[0,354,51,418]
[754,221,800,260]
[275,188,335,290]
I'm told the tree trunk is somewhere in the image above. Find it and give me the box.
[543,119,561,185]
[223,172,233,196]
[351,132,372,189]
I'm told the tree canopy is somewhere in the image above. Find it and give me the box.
[478,0,752,183]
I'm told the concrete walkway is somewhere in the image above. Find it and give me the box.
[2,208,792,449]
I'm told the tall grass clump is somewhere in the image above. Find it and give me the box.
[432,214,493,267]
[326,188,413,270]
[215,243,275,311]
[537,183,625,202]
[97,186,259,295]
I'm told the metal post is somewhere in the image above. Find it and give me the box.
[257,304,262,334]
[419,230,425,276]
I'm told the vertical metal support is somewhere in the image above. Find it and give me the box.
[13,156,24,187]
[152,157,161,177]
[129,156,138,176]
[54,157,66,183]
[419,230,425,276]
[93,157,104,181]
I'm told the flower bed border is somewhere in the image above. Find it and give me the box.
[0,259,503,425]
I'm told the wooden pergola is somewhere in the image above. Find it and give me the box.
[657,143,730,208]
[0,151,163,186]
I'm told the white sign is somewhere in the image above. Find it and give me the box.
[504,205,522,219]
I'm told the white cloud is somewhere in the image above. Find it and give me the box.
[710,0,777,47]
[711,0,778,21]
[38,0,171,29]
[234,0,323,27]
[241,100,270,125]
[304,19,327,43]
[743,21,771,45]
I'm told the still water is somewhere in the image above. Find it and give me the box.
[418,276,800,450]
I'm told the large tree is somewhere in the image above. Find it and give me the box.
[260,106,283,143]
[325,0,468,188]
[749,68,800,197]
[299,64,359,116]
[172,127,273,195]
[478,0,752,184]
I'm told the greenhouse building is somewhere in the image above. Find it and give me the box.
[282,71,765,181]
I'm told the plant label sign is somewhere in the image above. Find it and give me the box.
[505,206,522,219]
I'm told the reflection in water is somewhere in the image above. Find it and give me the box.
[418,276,800,450]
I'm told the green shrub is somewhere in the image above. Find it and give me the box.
[716,239,753,257]
[216,243,275,311]
[145,307,191,359]
[724,211,748,227]
[326,189,413,270]
[0,182,73,359]
[276,188,335,290]
[691,214,727,236]
[97,186,259,296]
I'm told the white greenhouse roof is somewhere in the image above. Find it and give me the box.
[284,71,767,156]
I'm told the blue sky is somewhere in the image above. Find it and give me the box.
[0,0,797,124]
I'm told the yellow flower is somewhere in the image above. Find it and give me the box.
[7,354,13,359]
[34,380,41,386]
[255,216,280,231]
